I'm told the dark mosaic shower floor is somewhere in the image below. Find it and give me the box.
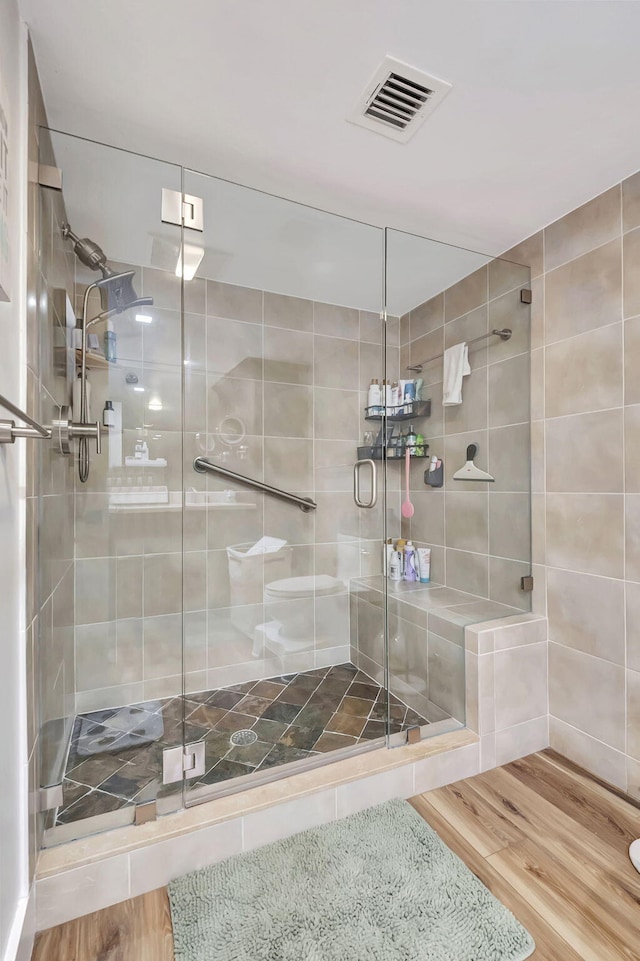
[56,663,429,826]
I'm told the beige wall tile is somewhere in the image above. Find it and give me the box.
[547,567,624,664]
[624,405,640,492]
[264,382,312,438]
[143,613,183,679]
[488,256,531,302]
[546,492,623,578]
[625,494,640,582]
[489,556,531,609]
[76,558,116,625]
[313,388,359,441]
[530,275,544,350]
[488,293,531,369]
[314,302,359,339]
[626,580,640,672]
[488,423,530,493]
[130,817,243,897]
[624,317,640,406]
[545,323,623,418]
[409,490,445,546]
[500,231,544,279]
[623,227,640,319]
[445,549,489,597]
[314,334,359,389]
[264,292,313,332]
[444,492,488,553]
[263,326,313,385]
[626,669,640,762]
[544,187,620,273]
[488,354,529,429]
[549,715,627,790]
[36,855,130,930]
[546,409,623,492]
[413,742,480,794]
[207,280,262,323]
[623,170,640,233]
[411,293,443,340]
[444,266,487,323]
[206,317,262,380]
[545,239,621,345]
[409,327,444,387]
[489,492,530,561]
[495,715,548,767]
[143,553,182,617]
[548,642,625,749]
[264,437,312,491]
[427,633,465,721]
[336,765,414,818]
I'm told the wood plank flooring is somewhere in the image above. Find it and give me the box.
[32,749,640,960]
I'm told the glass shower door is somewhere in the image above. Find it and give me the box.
[180,170,390,803]
[38,132,187,842]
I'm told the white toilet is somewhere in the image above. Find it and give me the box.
[253,574,345,657]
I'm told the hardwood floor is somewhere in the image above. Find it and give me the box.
[32,749,640,961]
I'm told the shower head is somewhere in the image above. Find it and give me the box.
[62,223,113,278]
[96,272,153,315]
[63,223,153,314]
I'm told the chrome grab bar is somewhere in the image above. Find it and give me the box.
[193,457,317,513]
[0,393,51,442]
[353,458,378,509]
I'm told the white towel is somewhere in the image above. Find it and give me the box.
[442,342,471,406]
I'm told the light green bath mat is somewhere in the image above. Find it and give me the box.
[168,797,535,961]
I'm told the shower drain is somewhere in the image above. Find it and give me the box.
[230,729,258,747]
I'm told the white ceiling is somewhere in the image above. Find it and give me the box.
[20,0,640,308]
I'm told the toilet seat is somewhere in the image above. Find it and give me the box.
[264,574,343,599]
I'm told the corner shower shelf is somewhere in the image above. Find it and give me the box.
[357,445,430,461]
[364,400,431,422]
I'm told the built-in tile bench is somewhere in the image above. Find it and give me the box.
[349,575,548,770]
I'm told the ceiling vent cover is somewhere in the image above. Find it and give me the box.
[348,56,452,143]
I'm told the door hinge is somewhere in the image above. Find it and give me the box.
[521,575,534,592]
[162,741,206,785]
[161,187,204,231]
[38,165,63,190]
[39,784,63,812]
[520,288,532,304]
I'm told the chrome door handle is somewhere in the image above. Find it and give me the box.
[353,458,378,509]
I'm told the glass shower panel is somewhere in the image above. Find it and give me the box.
[385,228,532,738]
[39,132,186,843]
[181,170,390,802]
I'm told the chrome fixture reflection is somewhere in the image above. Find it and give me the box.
[62,223,154,482]
[0,393,101,455]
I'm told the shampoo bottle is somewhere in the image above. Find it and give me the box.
[367,379,381,415]
[404,541,418,582]
[104,319,117,363]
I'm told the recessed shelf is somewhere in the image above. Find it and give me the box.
[364,400,431,422]
[75,349,114,371]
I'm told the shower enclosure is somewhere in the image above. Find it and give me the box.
[32,131,531,846]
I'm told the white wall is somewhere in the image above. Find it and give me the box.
[0,0,29,958]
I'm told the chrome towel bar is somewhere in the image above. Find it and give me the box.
[406,328,512,373]
[193,457,317,513]
[0,393,51,442]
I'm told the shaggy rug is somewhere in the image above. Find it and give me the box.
[168,797,535,961]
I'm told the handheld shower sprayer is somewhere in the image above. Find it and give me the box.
[62,223,153,482]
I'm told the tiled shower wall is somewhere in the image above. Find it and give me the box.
[511,171,640,798]
[25,47,77,875]
[74,271,399,713]
[398,262,532,608]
